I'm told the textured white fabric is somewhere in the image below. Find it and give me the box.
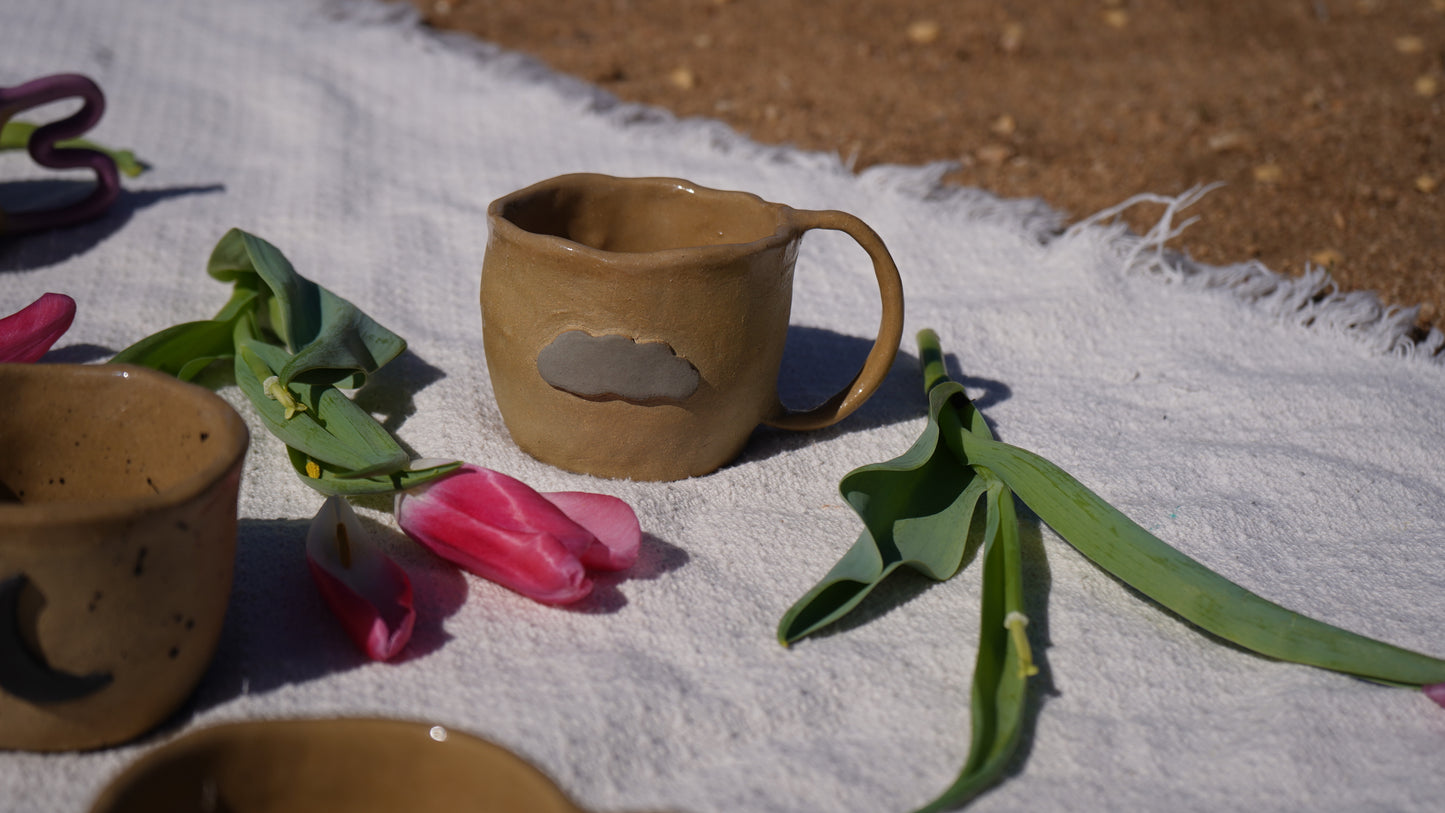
[3,1,1444,811]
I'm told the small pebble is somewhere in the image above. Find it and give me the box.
[669,67,697,90]
[1417,174,1439,194]
[990,114,1017,136]
[1252,163,1284,184]
[1207,131,1248,153]
[433,0,451,13]
[1395,35,1425,54]
[1103,9,1130,28]
[1414,75,1439,96]
[1310,249,1343,268]
[907,20,941,45]
[976,144,1014,167]
[1000,22,1025,53]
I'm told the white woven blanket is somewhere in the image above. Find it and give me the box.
[3,1,1444,810]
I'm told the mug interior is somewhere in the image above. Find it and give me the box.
[0,365,243,509]
[496,175,786,254]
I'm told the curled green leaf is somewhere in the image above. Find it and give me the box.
[206,228,405,389]
[234,340,408,478]
[288,448,461,496]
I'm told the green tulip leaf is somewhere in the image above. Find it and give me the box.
[234,339,408,478]
[286,448,461,496]
[783,327,1445,813]
[206,228,405,389]
[110,286,259,380]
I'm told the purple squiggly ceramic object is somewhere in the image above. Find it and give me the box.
[0,73,121,234]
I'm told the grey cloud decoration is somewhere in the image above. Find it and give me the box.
[535,330,701,404]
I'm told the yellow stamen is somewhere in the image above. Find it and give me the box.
[262,375,307,420]
[305,458,322,479]
[1004,611,1040,679]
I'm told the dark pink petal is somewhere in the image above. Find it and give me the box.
[542,491,641,571]
[1425,683,1445,709]
[394,465,595,604]
[307,496,415,661]
[0,293,76,363]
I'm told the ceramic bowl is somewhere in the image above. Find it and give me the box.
[0,363,248,751]
[88,718,589,813]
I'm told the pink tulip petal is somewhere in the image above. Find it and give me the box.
[1425,683,1445,709]
[0,293,76,363]
[395,465,595,604]
[542,491,641,571]
[306,496,415,661]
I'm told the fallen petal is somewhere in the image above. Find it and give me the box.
[395,465,594,604]
[0,293,76,363]
[542,491,641,571]
[1425,683,1445,709]
[306,495,415,660]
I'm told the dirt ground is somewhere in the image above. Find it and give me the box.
[406,0,1444,332]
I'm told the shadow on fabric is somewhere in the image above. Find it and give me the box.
[739,324,1012,466]
[0,182,225,272]
[171,514,469,720]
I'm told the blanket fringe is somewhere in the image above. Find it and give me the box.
[1067,186,1445,365]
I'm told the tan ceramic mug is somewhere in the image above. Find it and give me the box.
[482,173,905,481]
[0,364,248,751]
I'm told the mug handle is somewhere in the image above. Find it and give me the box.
[763,208,905,431]
[0,74,120,234]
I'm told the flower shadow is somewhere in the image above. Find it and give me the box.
[177,514,467,719]
[571,532,690,614]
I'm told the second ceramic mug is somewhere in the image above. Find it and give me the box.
[481,173,905,481]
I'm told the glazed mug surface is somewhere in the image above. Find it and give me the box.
[0,364,248,751]
[482,173,905,481]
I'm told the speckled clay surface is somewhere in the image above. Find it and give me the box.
[482,173,904,481]
[0,363,248,751]
[89,718,589,813]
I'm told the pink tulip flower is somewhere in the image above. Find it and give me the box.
[0,293,76,362]
[307,495,415,661]
[394,464,641,605]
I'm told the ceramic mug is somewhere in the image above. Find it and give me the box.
[89,718,597,813]
[0,73,121,234]
[482,173,905,481]
[0,364,248,751]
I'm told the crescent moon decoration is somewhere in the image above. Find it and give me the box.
[0,573,113,704]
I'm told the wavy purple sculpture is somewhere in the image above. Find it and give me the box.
[0,73,121,234]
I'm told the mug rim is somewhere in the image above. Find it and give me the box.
[487,172,797,267]
[0,363,249,529]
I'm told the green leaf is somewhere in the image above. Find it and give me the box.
[0,119,147,177]
[234,340,408,478]
[777,420,990,644]
[206,229,406,389]
[916,480,1031,813]
[110,286,258,380]
[956,429,1445,687]
[286,448,461,496]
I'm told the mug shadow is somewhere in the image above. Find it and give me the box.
[171,514,469,722]
[737,325,1012,466]
[0,182,225,272]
